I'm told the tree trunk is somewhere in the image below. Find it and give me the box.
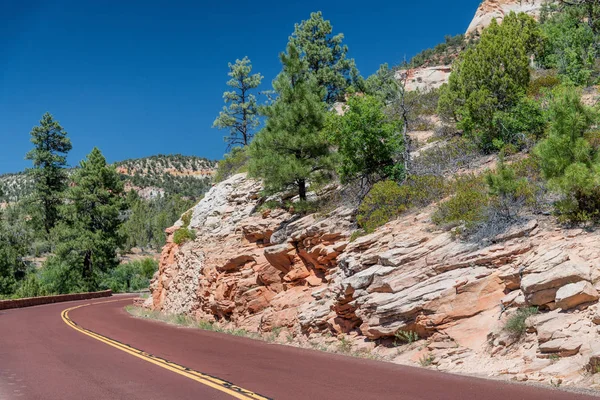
[298,179,307,201]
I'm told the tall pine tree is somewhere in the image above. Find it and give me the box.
[54,148,124,291]
[290,11,359,104]
[25,113,72,234]
[248,44,333,201]
[213,57,263,148]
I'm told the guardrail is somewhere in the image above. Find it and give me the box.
[0,290,112,310]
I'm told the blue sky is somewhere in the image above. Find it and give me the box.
[0,0,480,174]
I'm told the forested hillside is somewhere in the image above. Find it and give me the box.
[0,154,215,203]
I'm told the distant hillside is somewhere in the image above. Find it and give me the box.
[0,154,217,203]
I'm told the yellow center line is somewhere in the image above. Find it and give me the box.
[61,298,272,400]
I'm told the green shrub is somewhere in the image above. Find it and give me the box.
[100,258,158,293]
[504,307,538,337]
[181,209,193,227]
[173,227,196,245]
[394,330,419,346]
[214,147,249,183]
[528,73,561,98]
[357,181,407,233]
[400,175,449,208]
[432,174,489,231]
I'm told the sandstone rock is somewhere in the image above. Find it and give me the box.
[466,0,545,36]
[521,262,590,306]
[264,244,295,273]
[555,281,599,310]
[538,338,582,357]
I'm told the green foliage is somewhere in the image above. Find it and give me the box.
[248,44,334,200]
[490,96,546,151]
[363,63,398,104]
[325,95,403,183]
[534,86,599,222]
[394,330,419,346]
[432,174,489,231]
[173,207,196,245]
[486,156,537,216]
[214,147,249,183]
[539,6,598,85]
[357,180,407,233]
[357,175,449,233]
[120,192,194,251]
[25,113,72,234]
[53,148,125,291]
[289,11,359,104]
[100,258,158,293]
[528,73,562,98]
[438,12,542,152]
[504,307,538,337]
[213,57,263,148]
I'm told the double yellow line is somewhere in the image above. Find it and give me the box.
[61,299,271,400]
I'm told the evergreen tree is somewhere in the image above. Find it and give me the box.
[53,148,124,291]
[364,63,399,104]
[25,113,72,234]
[213,57,263,148]
[438,12,542,151]
[534,86,599,222]
[290,11,359,104]
[248,44,333,200]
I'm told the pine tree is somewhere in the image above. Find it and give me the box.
[54,148,124,291]
[213,57,263,148]
[25,113,72,234]
[248,44,333,201]
[290,11,359,104]
[438,12,542,151]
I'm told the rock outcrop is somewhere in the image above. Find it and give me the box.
[149,173,600,389]
[395,65,452,92]
[466,0,546,36]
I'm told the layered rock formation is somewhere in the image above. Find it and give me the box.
[149,173,600,389]
[466,0,546,36]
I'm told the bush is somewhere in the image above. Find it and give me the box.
[357,181,407,233]
[528,73,561,98]
[357,176,449,233]
[173,227,196,245]
[400,175,449,208]
[504,307,538,337]
[412,138,480,176]
[214,147,249,183]
[432,174,489,232]
[100,258,158,293]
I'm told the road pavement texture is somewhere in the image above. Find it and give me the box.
[1,295,599,400]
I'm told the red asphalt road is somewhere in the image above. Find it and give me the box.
[1,296,599,400]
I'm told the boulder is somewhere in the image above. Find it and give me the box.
[521,262,590,306]
[555,281,599,310]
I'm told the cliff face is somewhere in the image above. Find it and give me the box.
[149,172,600,388]
[466,0,545,36]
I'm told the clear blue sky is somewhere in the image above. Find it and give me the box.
[0,0,481,174]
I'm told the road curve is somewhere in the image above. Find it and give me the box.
[1,296,598,400]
